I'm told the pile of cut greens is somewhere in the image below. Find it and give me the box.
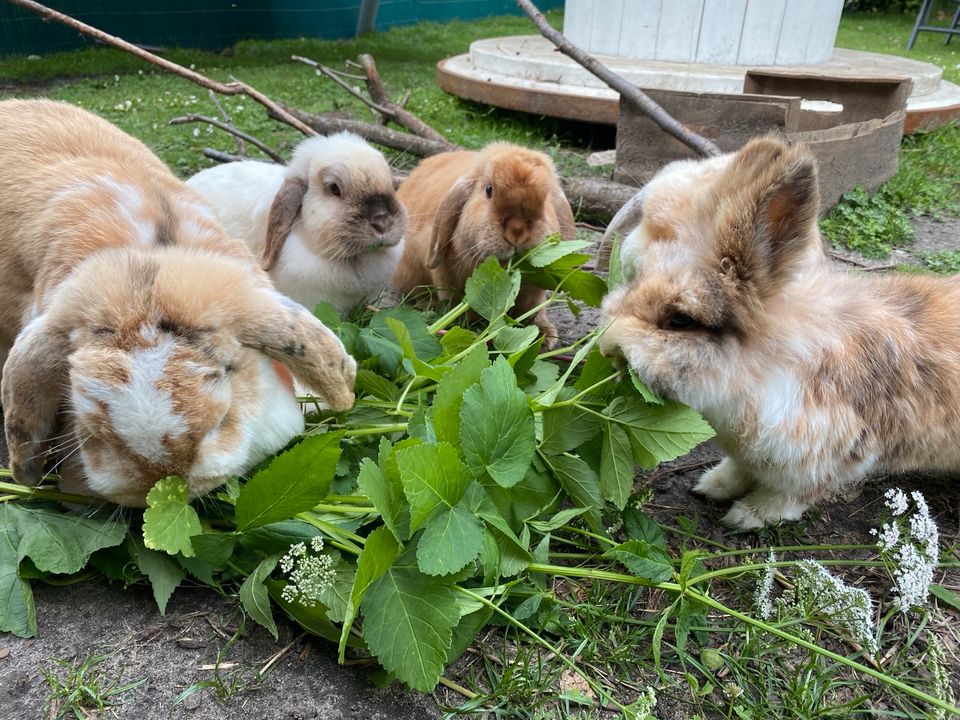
[0,238,715,696]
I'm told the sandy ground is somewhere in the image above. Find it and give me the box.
[2,217,959,719]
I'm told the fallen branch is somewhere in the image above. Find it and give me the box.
[208,89,247,156]
[203,148,245,164]
[170,114,285,163]
[515,0,721,159]
[8,0,317,138]
[560,176,638,221]
[293,54,456,149]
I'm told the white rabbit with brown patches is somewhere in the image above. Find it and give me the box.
[0,99,356,507]
[392,142,576,347]
[600,136,960,530]
[187,132,406,314]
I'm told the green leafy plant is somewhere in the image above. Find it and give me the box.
[43,650,145,720]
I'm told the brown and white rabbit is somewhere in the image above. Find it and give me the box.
[187,132,406,314]
[392,142,576,346]
[600,136,960,529]
[0,99,356,507]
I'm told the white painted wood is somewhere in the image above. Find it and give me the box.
[737,0,787,65]
[618,0,661,60]
[654,0,704,63]
[563,0,843,66]
[696,0,747,64]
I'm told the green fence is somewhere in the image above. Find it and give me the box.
[0,0,564,56]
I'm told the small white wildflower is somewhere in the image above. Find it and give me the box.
[754,550,777,620]
[723,682,744,699]
[235,104,244,113]
[189,63,196,70]
[875,489,940,614]
[192,127,200,138]
[279,540,335,607]
[792,560,877,654]
[631,686,656,716]
[113,74,120,82]
[884,487,909,516]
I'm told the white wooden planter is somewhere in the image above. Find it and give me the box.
[562,0,844,65]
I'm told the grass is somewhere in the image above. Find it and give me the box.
[3,8,960,720]
[43,650,145,720]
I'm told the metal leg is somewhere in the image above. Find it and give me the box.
[947,1,960,44]
[356,0,379,37]
[907,0,934,49]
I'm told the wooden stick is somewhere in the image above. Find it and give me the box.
[515,0,722,158]
[202,148,244,164]
[7,0,317,138]
[207,89,247,156]
[170,113,285,163]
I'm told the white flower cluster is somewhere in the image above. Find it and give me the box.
[871,488,940,614]
[754,550,777,620]
[279,536,335,607]
[787,560,877,654]
[630,686,657,718]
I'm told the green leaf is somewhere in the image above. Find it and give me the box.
[339,526,401,662]
[603,540,673,582]
[464,256,521,321]
[604,397,714,469]
[361,562,460,691]
[600,422,634,510]
[312,300,341,328]
[439,326,478,356]
[9,505,126,575]
[527,507,589,533]
[548,454,604,532]
[236,432,343,531]
[523,255,607,306]
[355,368,401,402]
[396,442,471,532]
[357,455,409,542]
[629,369,664,405]
[574,349,616,395]
[524,237,593,267]
[386,317,447,381]
[540,389,601,455]
[239,554,281,639]
[361,307,441,373]
[623,507,667,550]
[128,537,185,614]
[190,533,236,567]
[652,598,678,675]
[931,583,960,612]
[0,506,35,638]
[417,499,484,576]
[493,325,540,354]
[318,552,355,623]
[461,357,536,487]
[142,477,201,557]
[433,344,489,446]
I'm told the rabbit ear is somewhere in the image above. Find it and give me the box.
[719,140,819,292]
[231,289,356,411]
[427,176,474,270]
[1,312,70,484]
[551,186,576,242]
[262,176,308,271]
[595,189,646,272]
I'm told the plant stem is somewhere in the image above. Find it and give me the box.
[437,675,479,700]
[295,514,364,555]
[428,301,470,334]
[527,562,960,716]
[559,524,616,547]
[0,480,100,505]
[312,503,377,515]
[342,424,407,438]
[703,544,878,560]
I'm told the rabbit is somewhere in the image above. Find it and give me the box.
[0,99,357,507]
[186,132,406,314]
[392,142,577,347]
[599,135,960,530]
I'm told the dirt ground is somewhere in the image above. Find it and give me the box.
[1,217,959,719]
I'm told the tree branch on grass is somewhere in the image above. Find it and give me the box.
[515,0,722,158]
[169,113,285,163]
[7,0,318,138]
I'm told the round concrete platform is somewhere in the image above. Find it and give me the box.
[437,35,960,133]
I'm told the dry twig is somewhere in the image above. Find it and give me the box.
[515,0,721,158]
[170,113,285,163]
[8,0,317,137]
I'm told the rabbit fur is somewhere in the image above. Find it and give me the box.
[187,132,406,314]
[392,142,576,346]
[600,136,960,530]
[0,99,356,506]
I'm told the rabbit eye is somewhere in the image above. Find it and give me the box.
[328,183,341,197]
[485,184,493,199]
[665,313,698,330]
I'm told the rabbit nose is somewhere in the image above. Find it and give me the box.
[370,212,391,235]
[503,217,528,246]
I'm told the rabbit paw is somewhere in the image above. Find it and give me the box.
[721,491,808,530]
[692,458,751,501]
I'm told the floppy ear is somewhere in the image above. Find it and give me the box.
[1,313,70,484]
[551,185,576,241]
[262,176,308,271]
[427,177,474,270]
[595,188,646,272]
[231,289,356,412]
